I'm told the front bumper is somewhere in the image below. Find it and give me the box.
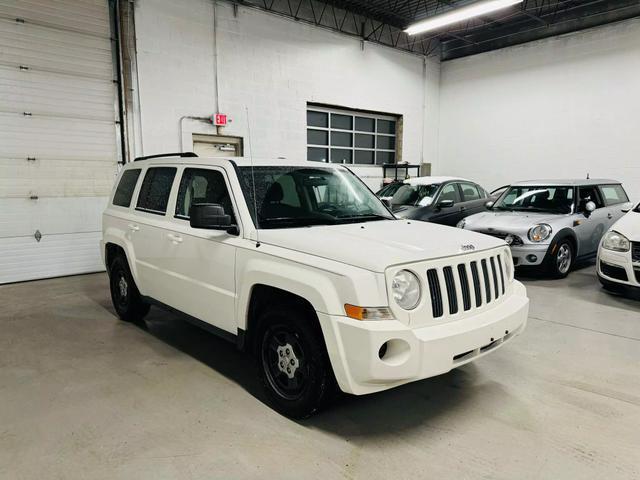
[318,281,529,395]
[510,244,549,267]
[597,248,640,298]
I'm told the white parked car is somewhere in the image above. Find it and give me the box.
[101,153,529,418]
[597,202,640,299]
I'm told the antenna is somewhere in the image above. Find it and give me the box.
[586,173,590,179]
[245,106,260,247]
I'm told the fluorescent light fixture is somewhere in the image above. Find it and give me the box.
[404,0,523,35]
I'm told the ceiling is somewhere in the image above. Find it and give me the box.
[233,0,640,60]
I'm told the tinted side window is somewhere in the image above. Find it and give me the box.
[460,182,481,201]
[136,167,177,214]
[438,183,461,204]
[175,168,236,223]
[600,184,629,206]
[578,186,604,211]
[113,169,140,207]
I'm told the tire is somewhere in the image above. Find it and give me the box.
[108,254,150,322]
[545,239,574,279]
[257,307,336,419]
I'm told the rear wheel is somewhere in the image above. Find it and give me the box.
[257,307,335,418]
[109,255,149,322]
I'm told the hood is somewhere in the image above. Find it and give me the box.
[257,220,504,272]
[465,210,564,231]
[610,211,640,240]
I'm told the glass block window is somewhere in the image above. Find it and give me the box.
[306,105,398,165]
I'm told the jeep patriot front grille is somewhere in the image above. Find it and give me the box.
[427,252,508,318]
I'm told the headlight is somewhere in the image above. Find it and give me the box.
[602,231,630,252]
[528,224,552,242]
[392,270,421,310]
[456,219,466,229]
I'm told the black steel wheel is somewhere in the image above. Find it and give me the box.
[108,254,149,322]
[257,307,336,418]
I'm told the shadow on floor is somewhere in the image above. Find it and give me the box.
[109,304,492,437]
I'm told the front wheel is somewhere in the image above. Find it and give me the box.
[546,240,574,278]
[257,307,336,418]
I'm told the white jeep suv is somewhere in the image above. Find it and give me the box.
[101,153,529,418]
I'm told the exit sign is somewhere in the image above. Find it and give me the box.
[213,113,227,126]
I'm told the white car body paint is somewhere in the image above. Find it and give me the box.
[102,157,529,395]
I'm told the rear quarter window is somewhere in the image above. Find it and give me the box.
[600,184,629,206]
[136,167,177,214]
[113,169,141,207]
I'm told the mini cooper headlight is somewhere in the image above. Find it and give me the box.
[456,219,466,229]
[392,270,421,310]
[602,231,630,252]
[528,224,552,242]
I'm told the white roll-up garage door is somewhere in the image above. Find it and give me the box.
[0,0,119,283]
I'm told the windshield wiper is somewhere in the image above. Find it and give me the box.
[335,214,393,223]
[259,216,337,228]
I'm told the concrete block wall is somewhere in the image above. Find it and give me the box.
[133,0,439,190]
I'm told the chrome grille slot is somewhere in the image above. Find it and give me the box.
[481,259,492,303]
[490,256,499,300]
[632,242,640,263]
[457,264,472,311]
[443,266,458,315]
[427,268,443,318]
[497,255,505,294]
[470,261,482,307]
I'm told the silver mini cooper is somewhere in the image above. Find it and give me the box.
[458,179,632,278]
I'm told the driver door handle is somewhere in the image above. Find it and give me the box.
[607,213,613,219]
[460,206,466,211]
[167,233,183,244]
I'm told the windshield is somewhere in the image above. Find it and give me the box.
[494,186,574,214]
[376,182,403,198]
[237,166,394,229]
[390,184,440,207]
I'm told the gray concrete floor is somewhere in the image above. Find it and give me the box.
[1,265,639,480]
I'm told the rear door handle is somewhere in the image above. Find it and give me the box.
[167,233,183,244]
[127,223,139,232]
[607,213,613,219]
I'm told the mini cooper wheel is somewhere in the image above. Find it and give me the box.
[257,308,335,418]
[109,255,149,322]
[547,240,573,278]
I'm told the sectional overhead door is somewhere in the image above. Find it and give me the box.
[0,0,119,283]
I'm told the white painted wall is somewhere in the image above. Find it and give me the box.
[133,0,439,190]
[438,18,640,201]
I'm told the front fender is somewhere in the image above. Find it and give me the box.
[235,249,387,330]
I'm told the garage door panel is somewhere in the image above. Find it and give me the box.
[0,196,108,238]
[0,0,111,37]
[0,231,104,284]
[0,20,113,79]
[0,159,117,198]
[0,0,116,283]
[0,67,114,120]
[0,114,116,160]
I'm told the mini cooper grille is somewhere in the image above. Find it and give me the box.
[427,253,508,319]
[480,231,524,246]
[632,242,640,263]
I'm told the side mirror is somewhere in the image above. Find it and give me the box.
[381,198,391,208]
[584,201,596,215]
[437,199,454,209]
[190,203,233,231]
[485,201,494,209]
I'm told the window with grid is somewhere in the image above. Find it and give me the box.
[306,106,398,165]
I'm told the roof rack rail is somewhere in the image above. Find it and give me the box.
[133,152,198,162]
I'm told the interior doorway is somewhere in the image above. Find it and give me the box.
[192,134,243,157]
